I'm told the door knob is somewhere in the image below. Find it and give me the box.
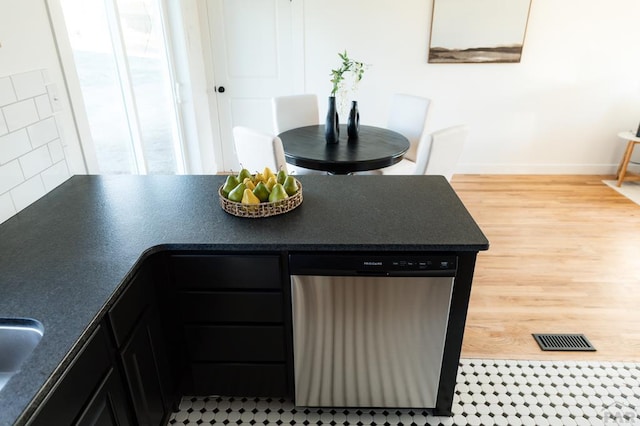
[217,86,226,93]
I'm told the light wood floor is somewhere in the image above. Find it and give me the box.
[450,175,640,362]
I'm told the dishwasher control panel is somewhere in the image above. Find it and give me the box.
[289,253,457,277]
[388,257,455,271]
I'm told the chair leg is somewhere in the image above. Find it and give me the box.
[617,141,636,187]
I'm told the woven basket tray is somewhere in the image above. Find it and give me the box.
[218,180,303,218]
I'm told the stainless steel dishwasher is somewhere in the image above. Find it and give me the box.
[289,253,456,408]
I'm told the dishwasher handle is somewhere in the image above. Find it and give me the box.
[355,270,456,277]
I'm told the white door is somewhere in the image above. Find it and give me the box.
[205,0,304,172]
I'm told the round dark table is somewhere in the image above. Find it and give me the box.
[278,124,410,174]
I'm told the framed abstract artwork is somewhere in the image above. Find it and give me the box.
[428,0,532,63]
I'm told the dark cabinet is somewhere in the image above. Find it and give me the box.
[108,253,178,425]
[118,306,169,425]
[170,253,290,397]
[74,367,132,426]
[28,323,132,426]
[28,252,291,425]
[28,254,181,426]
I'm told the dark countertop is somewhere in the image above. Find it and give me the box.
[0,174,488,425]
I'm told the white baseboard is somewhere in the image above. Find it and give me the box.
[456,163,621,175]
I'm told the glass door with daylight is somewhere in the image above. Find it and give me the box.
[59,0,184,174]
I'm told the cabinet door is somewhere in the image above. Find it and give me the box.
[74,367,132,426]
[27,324,132,425]
[109,253,179,424]
[109,260,157,347]
[119,305,171,426]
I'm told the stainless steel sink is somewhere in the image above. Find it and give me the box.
[0,318,44,392]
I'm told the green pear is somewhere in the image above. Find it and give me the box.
[283,175,298,196]
[268,183,289,202]
[227,182,246,202]
[237,167,252,182]
[276,168,287,185]
[221,175,239,197]
[253,181,271,202]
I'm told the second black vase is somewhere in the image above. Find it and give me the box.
[325,96,339,144]
[347,101,360,140]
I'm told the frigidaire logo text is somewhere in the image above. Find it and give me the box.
[363,261,383,266]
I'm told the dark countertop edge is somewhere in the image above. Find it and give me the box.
[14,244,167,425]
[13,240,487,425]
[158,243,490,252]
[12,245,153,425]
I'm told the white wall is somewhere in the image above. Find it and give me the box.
[3,0,639,195]
[0,0,86,223]
[302,0,640,174]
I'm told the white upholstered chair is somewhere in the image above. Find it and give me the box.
[380,94,431,175]
[272,94,319,134]
[423,125,467,181]
[232,126,288,174]
[380,132,432,175]
[379,125,468,181]
[271,94,324,174]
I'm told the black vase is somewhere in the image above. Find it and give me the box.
[325,96,339,144]
[636,121,640,138]
[347,101,360,140]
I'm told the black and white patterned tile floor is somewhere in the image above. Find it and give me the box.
[167,359,640,426]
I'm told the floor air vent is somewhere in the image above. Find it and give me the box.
[532,333,596,351]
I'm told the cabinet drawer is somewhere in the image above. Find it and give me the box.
[109,267,153,348]
[184,325,285,362]
[191,363,288,397]
[170,255,282,290]
[178,291,283,323]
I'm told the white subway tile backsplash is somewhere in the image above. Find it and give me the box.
[11,175,46,211]
[0,129,32,165]
[48,139,64,163]
[0,160,24,194]
[0,192,17,224]
[4,99,39,132]
[41,161,70,192]
[11,71,46,100]
[35,94,53,119]
[20,146,52,179]
[27,117,59,147]
[0,69,70,224]
[0,77,17,107]
[0,112,7,136]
